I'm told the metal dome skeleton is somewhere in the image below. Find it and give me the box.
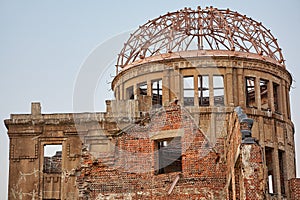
[116,6,284,72]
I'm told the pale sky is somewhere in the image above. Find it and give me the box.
[0,0,299,198]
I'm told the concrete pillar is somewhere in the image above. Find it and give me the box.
[194,75,199,106]
[232,68,238,106]
[133,84,138,100]
[173,66,181,104]
[255,78,261,110]
[285,82,291,119]
[281,80,287,119]
[162,69,170,106]
[209,75,214,106]
[269,81,274,112]
[225,68,234,107]
[147,80,152,97]
[120,82,124,100]
[237,68,245,107]
[273,148,282,197]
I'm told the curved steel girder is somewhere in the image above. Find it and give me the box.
[117,7,284,69]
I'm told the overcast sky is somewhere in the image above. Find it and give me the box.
[0,0,299,198]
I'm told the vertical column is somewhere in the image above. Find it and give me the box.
[173,65,181,104]
[237,68,245,107]
[115,86,119,100]
[231,167,237,200]
[169,63,179,101]
[280,80,287,119]
[210,112,216,145]
[147,80,152,97]
[232,68,239,106]
[255,78,261,110]
[269,81,274,112]
[209,74,214,107]
[285,82,291,119]
[133,84,138,100]
[194,75,199,106]
[162,69,170,105]
[225,68,234,107]
[120,82,124,100]
[273,148,282,197]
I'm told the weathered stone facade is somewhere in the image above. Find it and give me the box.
[4,7,299,200]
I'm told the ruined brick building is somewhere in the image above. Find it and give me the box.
[4,7,300,200]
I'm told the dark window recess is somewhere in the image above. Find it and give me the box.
[157,137,182,174]
[260,79,269,110]
[43,145,62,174]
[265,147,275,194]
[183,76,194,106]
[279,150,286,195]
[246,77,256,107]
[126,86,134,100]
[138,82,147,96]
[198,75,209,106]
[213,75,224,105]
[273,82,280,113]
[152,79,162,106]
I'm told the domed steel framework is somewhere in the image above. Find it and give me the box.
[117,6,284,71]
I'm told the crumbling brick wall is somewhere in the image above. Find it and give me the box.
[225,109,265,200]
[76,104,227,199]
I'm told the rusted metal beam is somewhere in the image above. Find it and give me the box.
[116,7,284,70]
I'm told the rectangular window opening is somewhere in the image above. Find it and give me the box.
[246,77,256,108]
[183,76,194,106]
[279,150,286,195]
[152,79,162,107]
[43,144,62,174]
[273,82,280,113]
[126,86,134,100]
[138,82,147,96]
[156,137,182,174]
[213,75,224,106]
[265,147,276,194]
[198,75,209,106]
[260,79,269,110]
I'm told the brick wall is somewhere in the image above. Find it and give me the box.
[76,104,227,199]
[75,104,270,199]
[240,144,264,199]
[289,178,300,200]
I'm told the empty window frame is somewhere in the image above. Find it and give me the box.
[43,144,62,174]
[152,79,162,106]
[278,150,286,195]
[213,75,224,105]
[245,77,256,107]
[156,137,182,174]
[126,86,134,100]
[273,82,280,113]
[198,75,209,106]
[265,147,276,194]
[138,82,147,96]
[183,76,194,106]
[260,79,269,110]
